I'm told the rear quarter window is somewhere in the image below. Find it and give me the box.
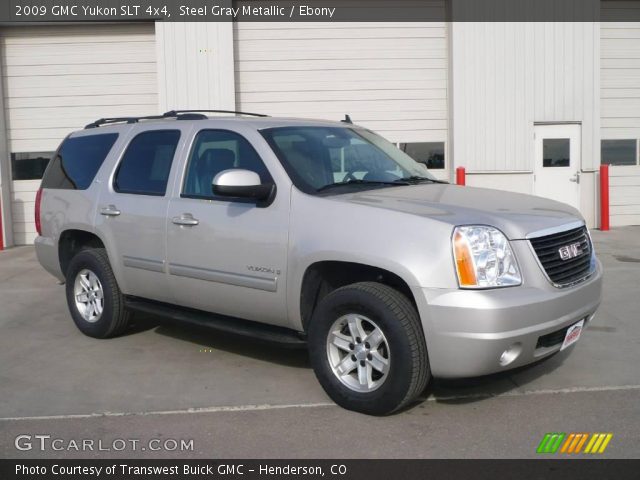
[41,133,119,190]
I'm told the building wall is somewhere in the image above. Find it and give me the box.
[449,3,601,227]
[601,2,640,227]
[1,13,637,246]
[0,23,158,245]
[155,22,235,111]
[234,18,448,145]
[0,61,12,248]
[450,16,601,174]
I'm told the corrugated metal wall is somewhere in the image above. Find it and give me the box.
[155,22,235,112]
[0,23,157,245]
[601,1,640,226]
[451,16,601,173]
[234,9,448,144]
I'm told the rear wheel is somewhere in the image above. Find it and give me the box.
[65,248,130,338]
[308,282,430,415]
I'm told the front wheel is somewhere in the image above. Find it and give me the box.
[308,282,430,415]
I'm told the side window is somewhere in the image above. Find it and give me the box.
[114,130,181,196]
[182,130,271,199]
[41,133,118,190]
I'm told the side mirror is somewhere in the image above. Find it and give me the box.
[212,169,274,201]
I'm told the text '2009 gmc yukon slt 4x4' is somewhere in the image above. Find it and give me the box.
[35,110,603,415]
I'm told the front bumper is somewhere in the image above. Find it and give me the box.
[414,259,603,378]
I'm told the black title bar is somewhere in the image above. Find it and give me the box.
[2,459,640,480]
[1,0,640,23]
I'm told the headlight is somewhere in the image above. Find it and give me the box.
[452,226,522,288]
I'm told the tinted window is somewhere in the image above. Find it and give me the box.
[542,139,570,167]
[114,130,181,196]
[11,152,53,180]
[41,134,118,189]
[400,142,445,169]
[261,127,434,194]
[183,130,270,199]
[601,139,637,166]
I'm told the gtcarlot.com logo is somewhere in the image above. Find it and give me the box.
[536,432,613,454]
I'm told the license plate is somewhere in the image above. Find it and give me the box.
[560,319,585,351]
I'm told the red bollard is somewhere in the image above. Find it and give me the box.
[456,166,466,186]
[600,164,610,231]
[0,195,4,250]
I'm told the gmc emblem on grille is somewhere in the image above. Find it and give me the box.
[558,242,583,261]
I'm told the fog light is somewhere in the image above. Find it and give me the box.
[499,343,522,366]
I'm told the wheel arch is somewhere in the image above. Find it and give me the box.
[58,229,107,278]
[299,260,420,333]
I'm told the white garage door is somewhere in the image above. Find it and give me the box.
[1,23,158,244]
[601,2,640,226]
[234,2,448,173]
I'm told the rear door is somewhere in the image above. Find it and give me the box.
[95,125,191,302]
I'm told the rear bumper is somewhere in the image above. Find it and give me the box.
[34,235,64,282]
[416,260,603,378]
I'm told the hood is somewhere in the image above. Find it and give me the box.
[334,184,584,240]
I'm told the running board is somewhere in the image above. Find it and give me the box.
[125,297,307,348]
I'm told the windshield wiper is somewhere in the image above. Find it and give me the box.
[317,179,409,192]
[395,176,449,184]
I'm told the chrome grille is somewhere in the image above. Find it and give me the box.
[529,226,593,287]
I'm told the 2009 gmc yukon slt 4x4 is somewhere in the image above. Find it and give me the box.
[35,111,602,415]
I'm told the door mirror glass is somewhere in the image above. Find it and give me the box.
[212,169,274,200]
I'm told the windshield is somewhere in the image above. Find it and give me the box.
[260,126,437,194]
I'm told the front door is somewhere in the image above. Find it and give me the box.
[165,128,290,327]
[534,124,581,209]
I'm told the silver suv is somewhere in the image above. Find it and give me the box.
[35,110,603,415]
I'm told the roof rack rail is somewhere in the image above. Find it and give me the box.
[84,109,268,129]
[84,111,209,129]
[84,114,171,129]
[163,109,269,118]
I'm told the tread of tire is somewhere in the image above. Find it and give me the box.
[80,247,129,338]
[331,281,430,413]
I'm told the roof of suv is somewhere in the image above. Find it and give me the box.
[74,112,358,137]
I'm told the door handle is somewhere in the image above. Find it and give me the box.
[172,214,199,226]
[100,205,121,216]
[569,171,581,184]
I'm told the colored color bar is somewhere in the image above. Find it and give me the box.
[537,433,553,453]
[584,434,598,453]
[574,433,589,453]
[590,434,606,453]
[568,434,583,453]
[549,433,566,453]
[560,433,575,453]
[598,434,613,453]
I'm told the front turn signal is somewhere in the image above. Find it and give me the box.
[453,229,477,287]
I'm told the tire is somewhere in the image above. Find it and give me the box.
[308,282,430,415]
[65,248,131,339]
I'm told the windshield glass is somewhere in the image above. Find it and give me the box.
[260,127,436,194]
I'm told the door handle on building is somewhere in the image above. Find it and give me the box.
[100,205,121,216]
[569,172,581,184]
[172,214,199,226]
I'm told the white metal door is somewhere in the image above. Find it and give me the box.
[534,124,581,209]
[1,23,158,245]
